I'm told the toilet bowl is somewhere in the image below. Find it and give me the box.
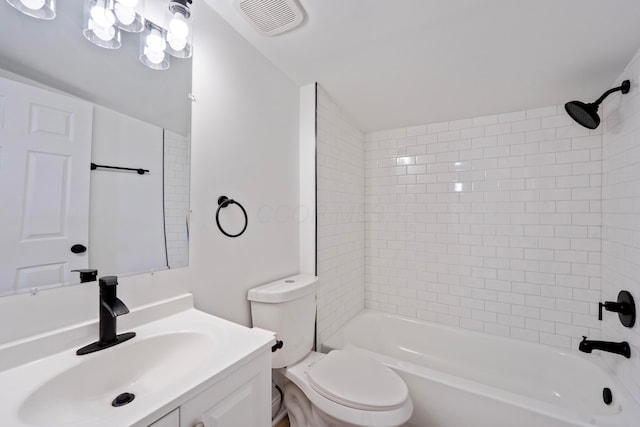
[248,274,412,427]
[283,351,412,427]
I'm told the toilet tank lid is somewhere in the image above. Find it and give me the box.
[248,274,318,303]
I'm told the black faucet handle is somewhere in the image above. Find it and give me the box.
[112,297,130,316]
[72,269,98,283]
[98,276,119,288]
[101,297,130,318]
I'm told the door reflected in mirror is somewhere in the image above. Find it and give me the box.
[0,0,192,297]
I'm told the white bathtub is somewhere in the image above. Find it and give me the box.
[321,310,640,427]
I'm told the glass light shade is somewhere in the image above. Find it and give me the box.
[165,1,192,59]
[169,12,189,38]
[166,31,192,59]
[110,0,144,33]
[83,0,121,49]
[139,21,170,71]
[6,0,56,20]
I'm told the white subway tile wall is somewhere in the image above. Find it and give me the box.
[164,130,190,268]
[316,86,366,346]
[602,48,640,402]
[365,105,603,348]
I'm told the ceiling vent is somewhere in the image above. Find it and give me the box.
[234,0,305,36]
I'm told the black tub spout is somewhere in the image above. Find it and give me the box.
[579,336,630,358]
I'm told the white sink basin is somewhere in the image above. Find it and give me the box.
[19,331,215,426]
[0,295,275,427]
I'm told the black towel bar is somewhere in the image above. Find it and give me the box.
[91,163,149,175]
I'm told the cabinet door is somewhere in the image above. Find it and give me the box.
[149,408,180,427]
[180,352,271,427]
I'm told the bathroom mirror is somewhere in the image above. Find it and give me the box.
[0,0,192,297]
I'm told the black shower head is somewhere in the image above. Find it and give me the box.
[565,101,600,129]
[565,80,630,129]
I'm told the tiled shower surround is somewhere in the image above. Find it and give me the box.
[601,48,640,399]
[316,86,365,346]
[164,130,190,269]
[365,107,603,348]
[316,46,640,400]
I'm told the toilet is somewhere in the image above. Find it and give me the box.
[248,274,412,427]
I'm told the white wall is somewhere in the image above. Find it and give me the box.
[0,2,300,344]
[601,47,640,402]
[316,86,366,346]
[365,106,603,348]
[187,1,299,326]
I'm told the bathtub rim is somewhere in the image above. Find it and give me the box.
[322,309,640,427]
[323,309,626,377]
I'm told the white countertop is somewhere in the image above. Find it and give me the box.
[0,294,275,427]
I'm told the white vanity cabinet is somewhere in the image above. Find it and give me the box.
[148,409,180,427]
[146,346,272,427]
[180,350,272,427]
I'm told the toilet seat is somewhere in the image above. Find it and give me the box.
[283,351,412,427]
[307,350,408,411]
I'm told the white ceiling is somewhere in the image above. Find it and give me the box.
[206,0,640,132]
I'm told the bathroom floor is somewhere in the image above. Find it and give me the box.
[275,415,290,427]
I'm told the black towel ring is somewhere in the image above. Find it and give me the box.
[216,196,248,238]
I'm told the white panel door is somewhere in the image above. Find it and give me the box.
[0,76,93,295]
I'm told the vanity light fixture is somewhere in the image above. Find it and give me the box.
[6,0,194,71]
[6,0,56,20]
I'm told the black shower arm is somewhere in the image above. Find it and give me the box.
[592,80,631,106]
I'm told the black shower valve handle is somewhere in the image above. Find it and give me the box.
[598,291,636,328]
[598,301,627,320]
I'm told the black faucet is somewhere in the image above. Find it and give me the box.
[579,336,630,358]
[76,276,136,355]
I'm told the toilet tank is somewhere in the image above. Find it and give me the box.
[248,274,318,368]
